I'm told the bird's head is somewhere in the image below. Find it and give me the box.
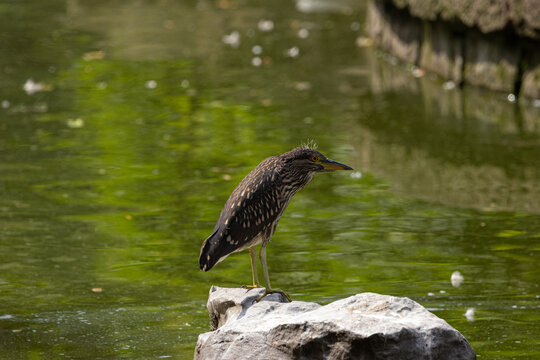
[281,147,353,173]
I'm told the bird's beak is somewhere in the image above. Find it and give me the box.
[320,158,353,172]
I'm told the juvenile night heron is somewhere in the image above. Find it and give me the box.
[199,147,353,301]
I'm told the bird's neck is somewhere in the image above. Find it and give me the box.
[279,169,314,201]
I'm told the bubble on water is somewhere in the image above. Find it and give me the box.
[451,271,464,287]
[443,81,455,90]
[298,28,309,39]
[181,80,190,88]
[145,80,157,89]
[287,46,300,58]
[350,171,362,179]
[1,100,10,109]
[258,20,274,32]
[507,93,516,103]
[222,31,240,48]
[251,57,262,67]
[252,45,263,55]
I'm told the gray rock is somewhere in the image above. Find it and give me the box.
[195,286,476,360]
[366,0,540,97]
[383,0,540,39]
[366,0,422,64]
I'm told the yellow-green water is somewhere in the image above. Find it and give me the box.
[1,1,539,359]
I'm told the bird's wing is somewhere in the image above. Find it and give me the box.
[199,158,285,271]
[216,158,285,250]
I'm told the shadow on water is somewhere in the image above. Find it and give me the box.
[0,0,539,359]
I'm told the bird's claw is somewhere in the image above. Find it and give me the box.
[256,288,291,303]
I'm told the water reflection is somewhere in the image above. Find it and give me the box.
[355,50,540,213]
[0,0,539,359]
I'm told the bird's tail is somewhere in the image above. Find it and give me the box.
[199,230,226,272]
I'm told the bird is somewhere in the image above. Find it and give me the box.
[199,146,353,301]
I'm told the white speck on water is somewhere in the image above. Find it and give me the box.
[252,45,263,55]
[451,271,464,287]
[533,99,540,108]
[252,57,262,67]
[439,290,446,294]
[293,82,311,90]
[512,305,517,309]
[97,82,107,90]
[350,171,362,179]
[181,80,190,88]
[443,81,455,90]
[1,100,10,109]
[287,46,299,58]
[412,67,425,78]
[507,93,516,102]
[464,308,475,321]
[257,20,274,32]
[298,28,309,39]
[0,314,14,319]
[145,80,157,89]
[222,31,240,48]
[427,292,434,296]
[23,79,51,95]
[356,36,373,47]
[67,118,84,128]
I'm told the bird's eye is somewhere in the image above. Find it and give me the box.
[311,155,319,162]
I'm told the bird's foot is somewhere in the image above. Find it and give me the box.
[241,283,262,290]
[256,288,291,303]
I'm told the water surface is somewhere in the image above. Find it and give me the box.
[1,1,539,359]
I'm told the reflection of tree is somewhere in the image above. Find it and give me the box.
[350,51,540,213]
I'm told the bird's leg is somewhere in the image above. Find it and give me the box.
[242,247,261,289]
[256,245,291,302]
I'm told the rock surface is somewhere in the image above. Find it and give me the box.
[390,0,540,38]
[194,286,476,360]
[366,0,540,97]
